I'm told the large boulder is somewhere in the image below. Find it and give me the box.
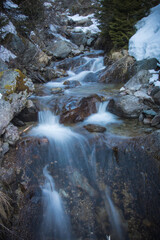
[124,70,151,92]
[108,95,148,118]
[99,55,135,84]
[47,40,74,59]
[0,69,34,95]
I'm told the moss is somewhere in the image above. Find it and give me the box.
[14,69,30,93]
[4,84,16,94]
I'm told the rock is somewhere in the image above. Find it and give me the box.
[84,124,106,133]
[37,51,51,66]
[99,55,135,84]
[63,80,81,88]
[108,95,147,118]
[0,140,9,161]
[70,32,87,46]
[143,118,152,125]
[132,58,158,74]
[51,87,63,94]
[134,90,152,100]
[4,123,19,145]
[152,90,160,105]
[142,109,157,118]
[151,114,160,127]
[0,69,34,96]
[47,40,73,59]
[150,86,160,97]
[1,168,16,185]
[0,59,8,71]
[60,95,101,123]
[124,70,151,92]
[0,100,13,135]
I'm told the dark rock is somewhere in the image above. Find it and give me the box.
[60,95,101,123]
[150,86,160,97]
[70,32,87,46]
[12,117,25,127]
[1,168,16,185]
[108,95,147,118]
[151,114,160,127]
[84,124,106,133]
[132,58,158,74]
[142,109,157,118]
[152,90,160,105]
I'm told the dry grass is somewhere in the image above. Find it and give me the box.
[0,191,11,221]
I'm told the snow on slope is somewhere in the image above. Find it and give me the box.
[129,4,160,62]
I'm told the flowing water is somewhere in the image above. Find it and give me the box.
[26,50,160,240]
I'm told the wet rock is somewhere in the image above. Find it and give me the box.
[108,95,147,118]
[51,87,63,94]
[47,40,73,59]
[60,95,101,123]
[12,117,25,127]
[142,109,157,118]
[4,123,19,145]
[150,86,160,97]
[84,124,106,133]
[0,140,9,161]
[0,100,13,135]
[63,80,81,88]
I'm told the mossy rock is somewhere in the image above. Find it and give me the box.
[0,69,34,96]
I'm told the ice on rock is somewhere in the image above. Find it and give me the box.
[4,0,18,9]
[129,4,160,62]
[0,45,16,62]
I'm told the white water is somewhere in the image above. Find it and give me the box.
[105,188,123,240]
[45,55,105,90]
[85,101,121,126]
[41,165,71,240]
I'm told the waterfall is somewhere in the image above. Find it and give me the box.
[41,165,71,240]
[84,101,120,125]
[104,188,123,240]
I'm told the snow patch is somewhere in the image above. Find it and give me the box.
[0,93,2,100]
[44,2,52,8]
[129,4,160,62]
[1,21,17,38]
[4,0,18,9]
[0,45,16,62]
[68,14,100,34]
[149,69,160,86]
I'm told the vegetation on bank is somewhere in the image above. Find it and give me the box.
[96,0,159,51]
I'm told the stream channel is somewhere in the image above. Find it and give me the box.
[18,50,160,240]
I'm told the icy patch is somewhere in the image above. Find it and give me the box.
[68,14,100,34]
[68,14,94,22]
[0,45,16,62]
[129,4,160,62]
[44,2,52,8]
[4,0,18,9]
[149,69,160,86]
[14,14,28,21]
[0,93,2,100]
[1,21,17,38]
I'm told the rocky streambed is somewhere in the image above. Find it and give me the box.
[0,1,160,240]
